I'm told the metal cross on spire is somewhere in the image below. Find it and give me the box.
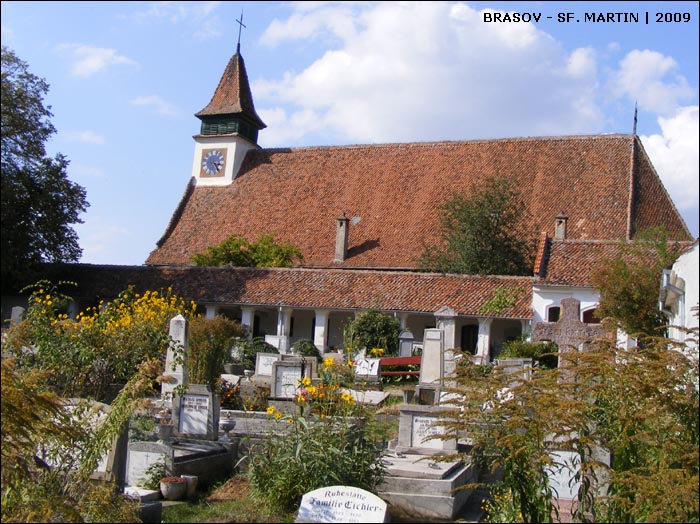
[633,101,638,135]
[236,9,246,53]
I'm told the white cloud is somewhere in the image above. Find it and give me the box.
[611,49,694,115]
[261,4,359,46]
[255,2,604,146]
[641,106,699,213]
[566,47,596,79]
[131,1,224,40]
[130,95,178,117]
[56,43,137,77]
[64,130,105,145]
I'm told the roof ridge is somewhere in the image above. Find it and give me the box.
[256,133,634,153]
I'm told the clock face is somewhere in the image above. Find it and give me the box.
[201,149,226,177]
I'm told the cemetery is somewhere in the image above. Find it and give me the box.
[2,282,698,524]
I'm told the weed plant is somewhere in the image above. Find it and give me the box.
[248,357,386,512]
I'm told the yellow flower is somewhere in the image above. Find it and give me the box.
[274,411,282,419]
[323,357,334,367]
[299,376,311,386]
[266,406,275,415]
[370,347,385,357]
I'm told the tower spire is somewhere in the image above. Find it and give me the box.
[633,101,638,135]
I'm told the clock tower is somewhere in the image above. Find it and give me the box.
[191,44,266,186]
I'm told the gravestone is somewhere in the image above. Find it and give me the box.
[271,359,311,399]
[419,329,443,385]
[296,485,388,523]
[353,357,381,383]
[126,441,173,487]
[394,404,457,455]
[398,329,415,357]
[10,305,25,323]
[380,401,477,519]
[253,352,281,386]
[531,298,605,367]
[494,358,533,388]
[172,384,220,440]
[161,315,188,404]
[416,328,444,404]
[47,399,129,490]
[282,353,319,378]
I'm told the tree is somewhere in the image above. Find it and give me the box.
[1,46,88,290]
[418,176,534,275]
[590,226,681,339]
[192,233,303,268]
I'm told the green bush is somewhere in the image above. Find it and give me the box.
[499,337,558,369]
[343,308,401,357]
[188,315,246,388]
[291,338,322,360]
[231,337,279,372]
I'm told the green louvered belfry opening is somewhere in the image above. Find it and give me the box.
[200,116,259,143]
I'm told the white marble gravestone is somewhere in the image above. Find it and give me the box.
[271,360,305,399]
[253,352,281,386]
[296,485,388,523]
[394,404,457,455]
[161,314,188,404]
[353,357,381,382]
[419,329,443,386]
[172,384,220,440]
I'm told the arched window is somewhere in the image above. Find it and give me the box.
[582,308,599,324]
[547,306,560,322]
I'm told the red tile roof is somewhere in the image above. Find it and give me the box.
[195,51,266,129]
[538,239,694,287]
[39,264,533,319]
[146,135,692,269]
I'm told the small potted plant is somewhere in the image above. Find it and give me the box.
[159,475,187,501]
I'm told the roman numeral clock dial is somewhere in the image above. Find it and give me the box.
[201,149,226,177]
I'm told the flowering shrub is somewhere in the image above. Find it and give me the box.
[290,357,356,417]
[249,356,385,512]
[3,280,196,400]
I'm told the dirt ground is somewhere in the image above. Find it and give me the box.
[207,475,251,502]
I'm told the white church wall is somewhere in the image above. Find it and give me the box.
[664,242,699,342]
[531,286,600,323]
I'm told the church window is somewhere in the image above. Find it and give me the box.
[547,306,560,322]
[582,308,599,324]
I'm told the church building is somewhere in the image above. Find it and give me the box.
[4,44,694,360]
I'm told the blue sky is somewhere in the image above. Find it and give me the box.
[2,1,698,265]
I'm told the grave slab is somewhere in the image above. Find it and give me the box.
[378,454,477,520]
